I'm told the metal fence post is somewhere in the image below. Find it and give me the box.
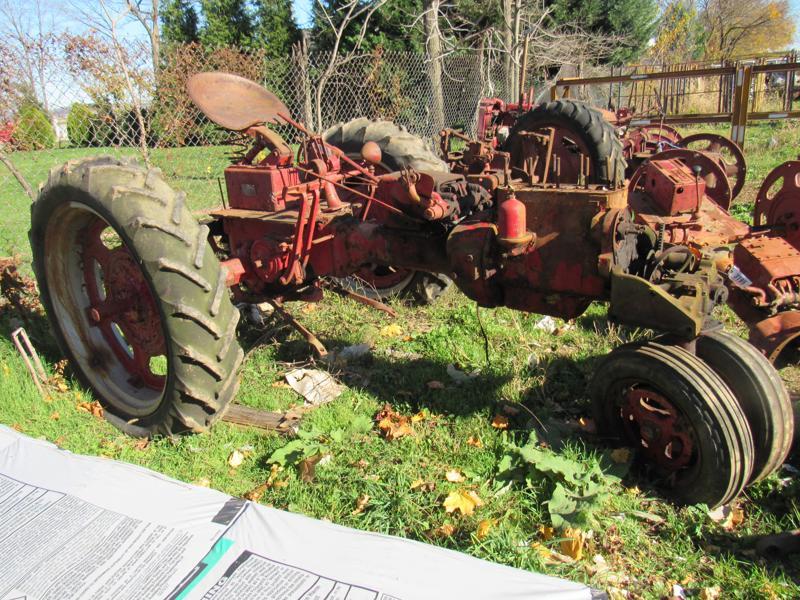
[730,65,752,149]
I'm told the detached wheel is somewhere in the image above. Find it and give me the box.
[590,341,753,507]
[323,118,451,304]
[503,100,626,186]
[695,330,793,482]
[30,157,243,437]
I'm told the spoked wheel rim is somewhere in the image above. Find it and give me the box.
[44,201,168,415]
[619,386,696,478]
[351,263,415,295]
[679,133,746,200]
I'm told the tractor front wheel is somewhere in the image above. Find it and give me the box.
[30,157,243,437]
[590,341,753,507]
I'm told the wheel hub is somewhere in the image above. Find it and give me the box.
[621,388,694,470]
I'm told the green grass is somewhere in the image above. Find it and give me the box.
[2,128,800,598]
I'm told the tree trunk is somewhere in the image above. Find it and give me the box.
[150,0,160,73]
[424,0,445,133]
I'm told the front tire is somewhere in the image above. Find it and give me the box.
[30,156,243,437]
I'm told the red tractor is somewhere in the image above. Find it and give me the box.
[30,73,792,508]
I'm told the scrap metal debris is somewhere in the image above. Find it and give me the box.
[285,368,344,406]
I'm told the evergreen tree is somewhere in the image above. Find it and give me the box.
[200,0,254,48]
[252,0,300,57]
[160,0,200,46]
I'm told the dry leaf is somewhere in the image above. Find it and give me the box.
[411,411,426,423]
[443,489,483,516]
[491,414,509,430]
[410,479,436,492]
[379,324,403,337]
[539,525,555,541]
[699,587,721,600]
[133,437,149,451]
[610,448,632,464]
[708,504,744,531]
[228,449,245,468]
[352,494,370,515]
[49,411,60,421]
[244,482,268,502]
[11,423,22,432]
[375,404,415,441]
[433,523,455,538]
[301,303,317,313]
[299,453,323,483]
[531,542,575,565]
[245,464,288,502]
[445,469,465,483]
[476,519,496,540]
[466,435,483,448]
[193,477,211,488]
[426,380,445,389]
[76,401,104,418]
[559,527,586,561]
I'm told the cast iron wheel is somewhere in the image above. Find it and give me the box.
[323,118,451,304]
[590,341,753,507]
[503,99,627,187]
[695,330,793,482]
[30,156,243,437]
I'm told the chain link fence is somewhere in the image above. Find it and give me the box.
[0,41,528,255]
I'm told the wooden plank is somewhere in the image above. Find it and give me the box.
[222,404,302,432]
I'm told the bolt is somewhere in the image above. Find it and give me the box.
[89,308,101,323]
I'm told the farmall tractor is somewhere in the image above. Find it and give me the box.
[29,73,793,509]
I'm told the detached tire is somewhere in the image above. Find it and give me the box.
[30,156,243,437]
[503,100,626,186]
[590,341,753,507]
[323,118,451,304]
[695,330,794,482]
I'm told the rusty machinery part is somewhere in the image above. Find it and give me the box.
[747,309,800,363]
[754,160,800,237]
[638,123,683,145]
[503,100,626,187]
[30,157,243,437]
[678,133,747,200]
[323,118,452,304]
[692,330,793,483]
[630,149,732,210]
[187,72,290,131]
[590,340,754,508]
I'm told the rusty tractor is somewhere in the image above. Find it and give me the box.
[29,74,793,508]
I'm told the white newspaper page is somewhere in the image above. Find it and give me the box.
[0,426,595,600]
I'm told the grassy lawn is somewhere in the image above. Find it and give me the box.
[1,125,800,598]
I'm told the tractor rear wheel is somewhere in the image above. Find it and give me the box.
[695,330,793,483]
[30,156,243,437]
[323,118,451,304]
[590,341,753,507]
[503,100,626,187]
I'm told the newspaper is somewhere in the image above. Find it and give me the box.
[0,427,595,600]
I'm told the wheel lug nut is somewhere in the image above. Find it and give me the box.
[90,308,101,323]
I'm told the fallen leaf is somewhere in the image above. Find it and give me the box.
[539,525,555,541]
[379,323,403,337]
[375,404,415,441]
[193,477,211,488]
[466,435,483,448]
[352,494,370,515]
[610,448,632,463]
[228,449,246,468]
[443,489,484,516]
[699,586,721,600]
[11,423,22,432]
[426,380,445,389]
[410,479,436,492]
[491,414,509,430]
[133,437,149,451]
[531,542,575,564]
[708,503,744,531]
[445,469,465,482]
[433,523,455,538]
[301,303,317,313]
[76,401,104,418]
[299,453,323,483]
[411,411,426,423]
[476,519,496,539]
[559,527,586,560]
[244,482,268,502]
[49,411,60,421]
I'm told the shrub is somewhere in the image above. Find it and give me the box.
[66,103,94,147]
[13,102,56,151]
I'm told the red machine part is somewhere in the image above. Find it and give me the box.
[678,133,747,201]
[637,158,706,215]
[754,160,800,245]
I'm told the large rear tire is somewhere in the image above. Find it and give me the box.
[590,341,753,507]
[323,118,451,304]
[30,156,243,437]
[503,100,626,187]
